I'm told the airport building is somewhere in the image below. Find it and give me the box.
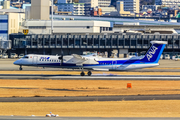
[22,20,113,34]
[0,0,25,41]
[9,33,180,56]
[0,13,25,40]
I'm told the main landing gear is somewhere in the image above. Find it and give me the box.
[88,71,92,76]
[19,65,23,71]
[80,71,85,76]
[80,71,92,76]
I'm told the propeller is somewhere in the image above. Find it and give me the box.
[58,50,64,65]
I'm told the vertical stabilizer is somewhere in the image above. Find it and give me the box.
[141,41,167,63]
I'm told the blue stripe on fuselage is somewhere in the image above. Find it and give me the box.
[36,59,154,67]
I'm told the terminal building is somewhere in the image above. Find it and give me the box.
[2,0,180,58]
[9,33,180,57]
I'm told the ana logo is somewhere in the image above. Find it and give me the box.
[146,46,158,61]
[40,57,50,60]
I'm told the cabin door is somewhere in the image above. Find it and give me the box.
[33,56,38,65]
[112,61,117,70]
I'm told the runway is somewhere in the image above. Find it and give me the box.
[1,94,180,102]
[0,116,179,120]
[1,59,180,72]
[0,74,180,80]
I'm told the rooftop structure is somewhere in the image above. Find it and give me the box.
[22,20,113,34]
[53,15,180,26]
[31,0,50,20]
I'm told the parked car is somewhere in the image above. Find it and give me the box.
[10,53,18,59]
[19,54,24,58]
[2,53,8,59]
[128,52,138,58]
[175,55,180,61]
[164,54,170,60]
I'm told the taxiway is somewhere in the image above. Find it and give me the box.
[1,94,180,102]
[0,116,179,120]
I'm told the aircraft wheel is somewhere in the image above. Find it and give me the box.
[19,66,23,71]
[88,71,92,76]
[80,72,85,76]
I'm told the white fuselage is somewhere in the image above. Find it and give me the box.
[14,54,159,71]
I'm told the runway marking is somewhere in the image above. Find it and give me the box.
[0,74,180,80]
[51,76,180,80]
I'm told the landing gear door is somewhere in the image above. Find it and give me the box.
[33,56,38,65]
[112,61,117,70]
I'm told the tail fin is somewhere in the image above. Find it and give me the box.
[141,41,167,63]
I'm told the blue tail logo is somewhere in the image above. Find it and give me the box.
[141,41,167,63]
[146,46,158,61]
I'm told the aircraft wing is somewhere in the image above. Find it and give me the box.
[71,54,87,64]
[66,54,99,65]
[72,54,87,60]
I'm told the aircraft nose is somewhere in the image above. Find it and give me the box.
[13,60,21,65]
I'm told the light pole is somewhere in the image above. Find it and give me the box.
[51,0,54,35]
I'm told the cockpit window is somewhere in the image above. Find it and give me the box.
[22,56,29,59]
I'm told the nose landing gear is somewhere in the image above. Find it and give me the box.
[80,71,85,76]
[19,66,23,71]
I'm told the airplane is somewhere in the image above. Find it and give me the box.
[14,41,167,76]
